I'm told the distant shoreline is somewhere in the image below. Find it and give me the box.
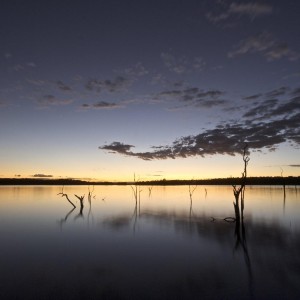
[0,176,299,186]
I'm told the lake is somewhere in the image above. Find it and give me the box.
[0,185,299,299]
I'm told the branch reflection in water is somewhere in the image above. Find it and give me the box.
[57,185,98,229]
[50,182,300,299]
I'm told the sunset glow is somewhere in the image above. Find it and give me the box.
[1,0,299,181]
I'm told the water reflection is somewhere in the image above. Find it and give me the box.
[58,207,76,230]
[0,185,300,299]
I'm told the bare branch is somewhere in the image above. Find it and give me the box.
[57,186,76,208]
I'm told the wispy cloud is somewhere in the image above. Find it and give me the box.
[157,86,226,109]
[243,87,289,102]
[161,53,206,74]
[242,93,262,101]
[81,101,123,110]
[37,95,73,107]
[118,62,149,80]
[4,53,12,59]
[56,81,72,91]
[13,62,37,71]
[85,76,130,93]
[265,44,300,61]
[228,32,300,61]
[265,86,289,98]
[207,2,273,23]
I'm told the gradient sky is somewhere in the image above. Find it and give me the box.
[1,0,299,181]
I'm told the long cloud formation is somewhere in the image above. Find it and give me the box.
[99,93,300,160]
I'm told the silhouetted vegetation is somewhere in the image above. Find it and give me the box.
[1,176,299,186]
[188,184,197,218]
[58,186,76,208]
[74,194,85,219]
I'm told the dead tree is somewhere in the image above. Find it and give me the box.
[188,184,197,219]
[58,186,76,208]
[75,194,85,217]
[232,144,250,221]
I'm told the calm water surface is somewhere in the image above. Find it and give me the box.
[0,185,299,299]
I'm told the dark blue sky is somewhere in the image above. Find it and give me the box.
[1,0,299,180]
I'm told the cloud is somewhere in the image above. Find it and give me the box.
[157,87,226,109]
[161,53,206,74]
[228,32,300,61]
[242,93,299,121]
[38,95,73,107]
[228,31,275,57]
[121,62,149,79]
[228,2,273,18]
[32,174,53,178]
[81,101,123,110]
[57,81,72,91]
[243,86,290,102]
[265,86,289,98]
[243,99,278,118]
[242,94,262,100]
[282,72,300,80]
[27,79,48,86]
[288,165,300,168]
[265,44,300,61]
[13,62,37,71]
[85,76,130,93]
[99,92,300,160]
[99,142,135,154]
[291,87,300,96]
[207,2,273,23]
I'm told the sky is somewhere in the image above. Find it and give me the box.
[0,0,299,181]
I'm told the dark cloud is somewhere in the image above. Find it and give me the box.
[57,81,72,91]
[99,142,135,154]
[228,32,300,61]
[291,87,300,96]
[32,174,53,178]
[85,76,129,93]
[243,99,278,118]
[243,86,290,103]
[158,87,226,109]
[288,165,300,168]
[81,101,123,110]
[196,99,226,108]
[243,94,262,100]
[270,96,300,117]
[99,93,300,160]
[265,86,289,98]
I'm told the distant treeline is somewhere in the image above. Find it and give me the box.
[0,176,299,186]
